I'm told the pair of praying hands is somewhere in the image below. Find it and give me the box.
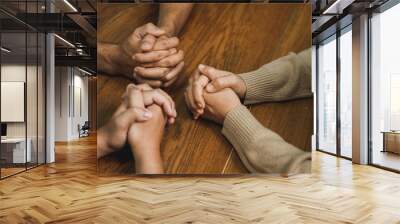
[97,83,177,173]
[184,64,247,123]
[116,23,185,87]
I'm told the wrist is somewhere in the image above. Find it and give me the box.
[97,129,112,158]
[236,75,247,99]
[114,44,136,77]
[131,142,160,158]
[223,101,241,119]
[159,23,177,37]
[133,145,164,174]
[101,43,134,78]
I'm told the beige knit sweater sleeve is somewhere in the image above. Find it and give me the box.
[238,48,312,105]
[222,105,311,174]
[221,49,312,174]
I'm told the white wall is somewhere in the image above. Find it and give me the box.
[54,66,70,141]
[1,64,37,138]
[1,65,26,137]
[54,67,89,141]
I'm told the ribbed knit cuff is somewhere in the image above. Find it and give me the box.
[285,152,311,175]
[222,104,265,149]
[238,71,275,105]
[238,51,313,105]
[238,53,296,105]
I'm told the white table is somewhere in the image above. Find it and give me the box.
[1,138,31,163]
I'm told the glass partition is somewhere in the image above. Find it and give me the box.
[1,30,28,178]
[317,35,337,154]
[0,1,46,179]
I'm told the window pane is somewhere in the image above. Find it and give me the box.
[340,28,352,158]
[318,36,337,154]
[371,3,400,171]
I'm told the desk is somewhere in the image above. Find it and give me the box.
[1,138,31,164]
[97,3,312,174]
[382,131,400,154]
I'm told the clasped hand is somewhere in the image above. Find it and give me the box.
[184,64,247,123]
[98,83,177,174]
[120,23,184,87]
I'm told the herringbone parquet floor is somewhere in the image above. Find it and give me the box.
[1,135,400,223]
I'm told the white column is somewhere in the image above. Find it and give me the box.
[45,1,56,163]
[352,14,369,164]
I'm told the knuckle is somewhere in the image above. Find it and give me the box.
[147,82,157,88]
[155,88,163,95]
[145,22,153,28]
[193,81,202,88]
[163,75,172,82]
[142,83,151,89]
[163,68,170,75]
[163,59,172,66]
[127,83,136,89]
[179,51,184,59]
[215,79,223,87]
[203,66,210,74]
[154,82,162,88]
[208,67,216,74]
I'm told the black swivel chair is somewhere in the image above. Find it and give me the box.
[78,121,90,138]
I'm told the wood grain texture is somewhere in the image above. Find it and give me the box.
[97,3,312,174]
[1,136,400,223]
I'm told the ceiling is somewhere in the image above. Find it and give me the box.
[0,0,96,72]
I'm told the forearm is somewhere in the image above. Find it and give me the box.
[238,48,312,105]
[158,3,193,36]
[97,42,134,78]
[222,105,311,175]
[97,128,113,159]
[130,143,164,174]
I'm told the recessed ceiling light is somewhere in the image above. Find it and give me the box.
[63,0,78,12]
[78,67,93,76]
[54,34,75,48]
[1,47,11,53]
[323,0,354,15]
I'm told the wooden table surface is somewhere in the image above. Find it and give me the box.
[97,3,312,175]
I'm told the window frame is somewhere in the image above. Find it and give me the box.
[315,23,353,160]
[367,0,400,173]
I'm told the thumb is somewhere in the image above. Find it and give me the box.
[198,64,232,80]
[198,64,221,80]
[205,76,236,93]
[117,107,153,125]
[138,23,166,38]
[140,34,157,51]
